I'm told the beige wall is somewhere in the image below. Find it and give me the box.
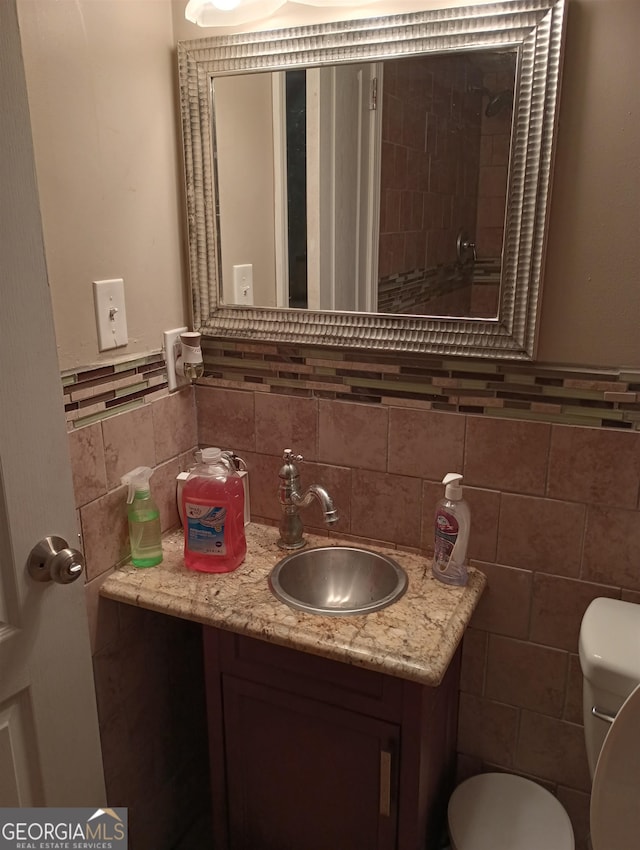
[19,0,640,373]
[18,0,188,372]
[216,74,278,307]
[538,0,640,367]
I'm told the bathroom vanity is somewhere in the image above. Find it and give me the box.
[101,524,485,850]
[204,626,461,849]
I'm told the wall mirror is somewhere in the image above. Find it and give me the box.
[178,0,566,359]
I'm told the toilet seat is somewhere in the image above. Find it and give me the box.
[590,681,640,850]
[448,772,574,850]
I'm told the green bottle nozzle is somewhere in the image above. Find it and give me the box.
[121,466,154,504]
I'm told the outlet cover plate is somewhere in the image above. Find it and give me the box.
[163,326,188,392]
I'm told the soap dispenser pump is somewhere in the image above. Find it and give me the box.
[432,472,470,586]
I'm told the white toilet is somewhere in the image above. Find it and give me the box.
[447,597,640,850]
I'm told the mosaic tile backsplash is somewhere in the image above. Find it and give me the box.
[63,352,167,429]
[61,343,640,431]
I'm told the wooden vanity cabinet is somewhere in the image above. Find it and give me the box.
[203,627,461,850]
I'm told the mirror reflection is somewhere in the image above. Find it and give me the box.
[214,49,516,319]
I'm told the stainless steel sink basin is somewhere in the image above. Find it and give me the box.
[268,546,408,616]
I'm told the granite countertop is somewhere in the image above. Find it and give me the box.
[100,523,486,687]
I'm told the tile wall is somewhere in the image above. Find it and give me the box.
[195,381,640,850]
[68,349,640,850]
[70,388,209,850]
[475,68,512,259]
[379,54,482,278]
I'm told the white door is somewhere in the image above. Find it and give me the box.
[307,63,382,312]
[0,0,105,806]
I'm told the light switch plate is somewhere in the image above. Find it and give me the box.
[232,264,254,305]
[93,278,128,351]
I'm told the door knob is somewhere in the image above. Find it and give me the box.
[456,228,477,263]
[28,535,85,584]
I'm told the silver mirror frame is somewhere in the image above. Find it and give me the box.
[178,0,566,360]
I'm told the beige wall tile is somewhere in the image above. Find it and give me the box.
[497,494,585,576]
[255,393,318,460]
[458,692,519,767]
[557,786,591,850]
[350,469,422,547]
[460,628,487,695]
[102,406,156,490]
[583,505,640,590]
[420,480,441,553]
[152,388,197,463]
[178,448,199,474]
[465,487,501,563]
[464,416,550,495]
[68,422,108,507]
[388,407,465,479]
[564,654,583,724]
[454,753,483,785]
[548,425,640,507]
[92,640,128,726]
[530,573,619,652]
[621,588,640,604]
[240,451,281,524]
[516,711,591,791]
[95,706,133,789]
[80,486,129,580]
[469,562,532,639]
[485,635,568,717]
[318,399,388,471]
[93,607,208,848]
[84,569,120,654]
[196,385,256,452]
[151,458,181,534]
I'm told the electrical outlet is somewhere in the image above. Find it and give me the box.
[163,327,188,392]
[232,264,254,305]
[93,278,128,351]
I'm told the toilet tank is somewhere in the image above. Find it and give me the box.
[579,598,640,776]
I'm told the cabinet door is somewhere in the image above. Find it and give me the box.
[223,675,399,850]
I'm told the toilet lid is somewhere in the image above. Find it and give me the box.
[590,681,640,850]
[448,773,574,850]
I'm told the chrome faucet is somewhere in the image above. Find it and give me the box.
[277,449,339,550]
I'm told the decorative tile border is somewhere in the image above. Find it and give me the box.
[378,264,470,314]
[198,338,640,430]
[378,259,501,316]
[58,343,640,431]
[62,353,168,429]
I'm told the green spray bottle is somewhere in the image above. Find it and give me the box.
[121,466,163,567]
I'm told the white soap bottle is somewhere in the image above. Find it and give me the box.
[432,472,470,586]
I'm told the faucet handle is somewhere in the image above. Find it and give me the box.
[279,449,303,484]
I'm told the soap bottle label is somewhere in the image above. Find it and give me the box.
[185,503,228,555]
[434,508,458,573]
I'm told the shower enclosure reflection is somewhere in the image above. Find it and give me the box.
[213,49,516,318]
